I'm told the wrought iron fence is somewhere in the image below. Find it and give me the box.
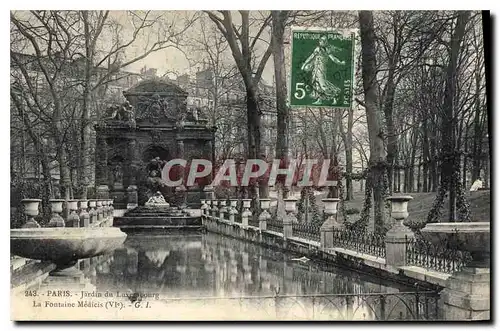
[405,236,472,274]
[267,217,284,233]
[332,229,386,258]
[249,216,260,228]
[156,291,440,320]
[293,221,321,242]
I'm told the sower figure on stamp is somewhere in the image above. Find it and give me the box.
[301,35,345,105]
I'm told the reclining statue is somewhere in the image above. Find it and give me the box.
[145,191,170,207]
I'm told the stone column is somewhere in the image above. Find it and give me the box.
[127,185,138,209]
[258,198,271,231]
[78,200,90,228]
[128,139,139,183]
[48,199,65,227]
[283,198,297,238]
[21,199,42,228]
[320,198,341,249]
[66,200,80,227]
[176,139,188,208]
[95,134,109,199]
[241,199,252,228]
[385,196,414,267]
[206,139,214,183]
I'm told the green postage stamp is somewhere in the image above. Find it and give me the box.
[289,27,357,108]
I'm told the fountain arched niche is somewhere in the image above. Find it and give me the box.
[138,145,172,205]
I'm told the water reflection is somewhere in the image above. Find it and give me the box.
[87,233,437,320]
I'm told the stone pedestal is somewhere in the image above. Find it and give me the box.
[228,199,238,223]
[96,200,103,221]
[385,225,414,266]
[78,200,90,228]
[258,198,271,231]
[219,199,227,221]
[127,185,138,209]
[241,199,252,228]
[66,200,80,228]
[320,198,340,249]
[441,267,490,320]
[283,198,297,239]
[88,200,97,224]
[211,201,219,219]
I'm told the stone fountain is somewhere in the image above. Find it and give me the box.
[11,227,126,277]
[11,199,127,284]
[420,222,490,320]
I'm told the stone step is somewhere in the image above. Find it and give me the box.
[113,216,202,227]
[117,225,204,232]
[124,212,186,217]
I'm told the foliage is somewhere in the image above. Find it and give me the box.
[345,207,361,215]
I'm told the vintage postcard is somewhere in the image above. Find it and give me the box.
[10,10,490,321]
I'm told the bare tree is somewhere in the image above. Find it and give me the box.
[359,10,387,233]
[205,10,274,198]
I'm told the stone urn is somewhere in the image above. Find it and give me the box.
[283,198,298,214]
[322,198,340,216]
[48,199,66,227]
[21,199,42,228]
[386,195,414,235]
[421,222,490,320]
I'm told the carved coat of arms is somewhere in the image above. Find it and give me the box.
[137,94,178,124]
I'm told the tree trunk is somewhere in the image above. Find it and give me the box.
[359,10,387,233]
[383,63,398,195]
[422,114,430,192]
[272,10,290,199]
[340,108,354,200]
[428,11,471,224]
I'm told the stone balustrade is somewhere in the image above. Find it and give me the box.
[201,194,490,320]
[201,194,477,270]
[17,198,116,229]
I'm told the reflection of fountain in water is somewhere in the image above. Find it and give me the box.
[145,250,170,268]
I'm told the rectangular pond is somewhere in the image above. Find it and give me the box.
[83,232,440,321]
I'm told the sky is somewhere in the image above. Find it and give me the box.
[111,10,277,84]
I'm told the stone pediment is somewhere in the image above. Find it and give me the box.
[124,78,188,96]
[123,79,188,126]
